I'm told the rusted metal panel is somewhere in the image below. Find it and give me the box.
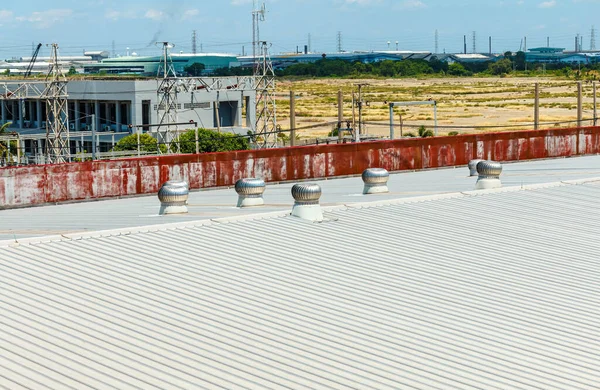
[3,127,600,209]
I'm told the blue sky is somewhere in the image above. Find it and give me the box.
[0,0,598,58]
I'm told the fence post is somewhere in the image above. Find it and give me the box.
[577,81,583,128]
[290,90,296,146]
[337,90,343,142]
[534,83,540,130]
[594,81,597,127]
[91,113,97,160]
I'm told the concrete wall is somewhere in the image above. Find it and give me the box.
[1,126,599,209]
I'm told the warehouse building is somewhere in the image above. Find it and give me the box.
[83,53,240,76]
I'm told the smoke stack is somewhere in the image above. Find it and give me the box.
[291,183,323,221]
[475,161,502,190]
[304,45,308,54]
[468,159,484,176]
[235,178,266,207]
[158,181,189,215]
[362,168,390,194]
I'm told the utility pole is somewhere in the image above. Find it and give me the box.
[42,43,69,164]
[289,91,296,146]
[577,81,583,128]
[524,36,527,52]
[91,113,97,160]
[112,40,116,58]
[356,83,368,140]
[155,41,179,154]
[489,36,492,55]
[463,35,467,54]
[534,83,540,130]
[337,90,343,142]
[434,29,439,54]
[192,30,197,54]
[593,81,597,126]
[547,36,550,48]
[337,31,343,53]
[308,33,312,53]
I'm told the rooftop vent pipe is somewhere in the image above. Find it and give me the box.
[291,183,323,222]
[158,180,189,215]
[235,178,265,207]
[468,159,484,176]
[362,168,390,194]
[475,161,502,190]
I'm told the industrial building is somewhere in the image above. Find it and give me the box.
[0,51,110,75]
[0,156,599,388]
[83,53,240,76]
[0,77,256,162]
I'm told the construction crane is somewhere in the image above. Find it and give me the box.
[25,43,42,77]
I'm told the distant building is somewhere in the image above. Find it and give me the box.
[84,53,240,76]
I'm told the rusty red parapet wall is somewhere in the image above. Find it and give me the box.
[1,126,599,208]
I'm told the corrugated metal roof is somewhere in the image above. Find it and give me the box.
[4,155,600,241]
[1,178,599,389]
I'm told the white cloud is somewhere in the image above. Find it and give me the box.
[538,0,556,7]
[16,9,73,29]
[344,0,383,4]
[182,9,200,20]
[144,9,164,21]
[105,9,138,21]
[398,0,427,8]
[0,10,14,19]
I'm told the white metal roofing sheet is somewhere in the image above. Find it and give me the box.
[0,180,599,389]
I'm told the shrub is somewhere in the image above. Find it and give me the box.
[403,132,416,138]
[113,133,167,154]
[448,131,459,136]
[177,128,250,154]
[418,125,434,138]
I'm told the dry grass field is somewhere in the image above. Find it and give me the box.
[275,77,599,139]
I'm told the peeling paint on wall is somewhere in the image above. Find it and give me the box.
[1,127,599,209]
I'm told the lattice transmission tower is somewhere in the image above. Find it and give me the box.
[252,1,266,74]
[591,26,597,51]
[155,41,180,154]
[42,43,69,164]
[255,41,277,148]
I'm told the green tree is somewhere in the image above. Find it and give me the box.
[113,133,167,154]
[377,60,397,77]
[514,51,526,71]
[184,62,206,76]
[447,63,470,76]
[488,58,513,75]
[67,66,77,76]
[177,128,250,154]
[0,122,16,163]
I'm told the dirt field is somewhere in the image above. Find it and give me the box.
[275,77,599,140]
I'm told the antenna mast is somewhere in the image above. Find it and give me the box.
[155,41,180,154]
[42,43,69,164]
